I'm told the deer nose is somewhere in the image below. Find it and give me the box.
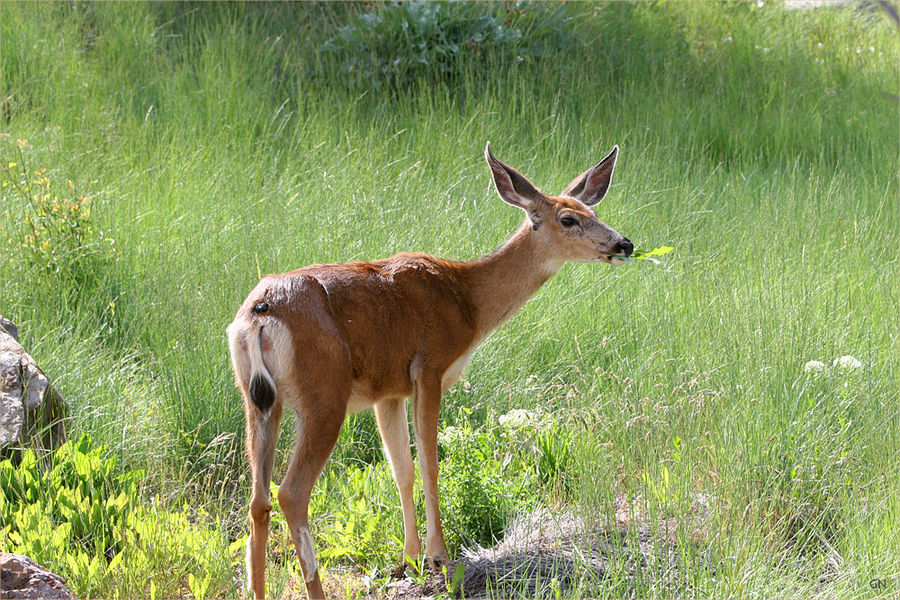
[616,239,633,256]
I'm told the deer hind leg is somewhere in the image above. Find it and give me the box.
[411,374,449,565]
[245,400,283,600]
[277,392,347,600]
[374,397,421,570]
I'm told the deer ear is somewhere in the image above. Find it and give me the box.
[561,145,618,206]
[485,142,543,211]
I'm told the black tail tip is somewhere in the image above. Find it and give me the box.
[249,374,275,412]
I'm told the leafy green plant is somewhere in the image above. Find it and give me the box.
[187,572,212,600]
[312,464,400,567]
[0,435,141,561]
[607,246,675,264]
[0,435,230,599]
[443,561,466,599]
[631,246,675,263]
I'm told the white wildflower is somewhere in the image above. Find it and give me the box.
[804,360,827,373]
[499,408,537,429]
[833,355,863,370]
[438,425,465,446]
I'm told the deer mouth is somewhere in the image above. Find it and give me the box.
[601,254,632,266]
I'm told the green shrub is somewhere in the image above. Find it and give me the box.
[0,138,116,292]
[0,435,231,599]
[320,1,574,91]
[437,409,544,553]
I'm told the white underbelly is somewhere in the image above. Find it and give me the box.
[441,349,474,391]
[345,380,377,413]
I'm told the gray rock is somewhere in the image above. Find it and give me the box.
[0,319,67,450]
[0,553,74,600]
[0,317,17,340]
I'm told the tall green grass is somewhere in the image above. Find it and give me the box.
[2,2,897,598]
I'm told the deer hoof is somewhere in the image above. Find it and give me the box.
[427,554,452,572]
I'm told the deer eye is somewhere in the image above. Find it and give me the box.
[560,216,578,228]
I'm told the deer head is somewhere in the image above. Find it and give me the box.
[484,142,632,265]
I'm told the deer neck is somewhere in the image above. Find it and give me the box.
[463,221,563,336]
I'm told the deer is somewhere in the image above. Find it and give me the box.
[226,142,632,599]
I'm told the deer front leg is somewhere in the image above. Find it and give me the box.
[374,397,421,572]
[245,401,283,600]
[412,375,449,565]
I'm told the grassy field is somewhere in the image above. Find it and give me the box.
[1,2,898,599]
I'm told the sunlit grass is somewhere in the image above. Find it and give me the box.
[1,1,897,598]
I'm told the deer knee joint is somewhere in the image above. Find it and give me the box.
[276,484,295,510]
[249,500,271,525]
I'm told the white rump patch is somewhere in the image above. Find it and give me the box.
[259,318,293,383]
[227,318,253,386]
[227,316,294,389]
